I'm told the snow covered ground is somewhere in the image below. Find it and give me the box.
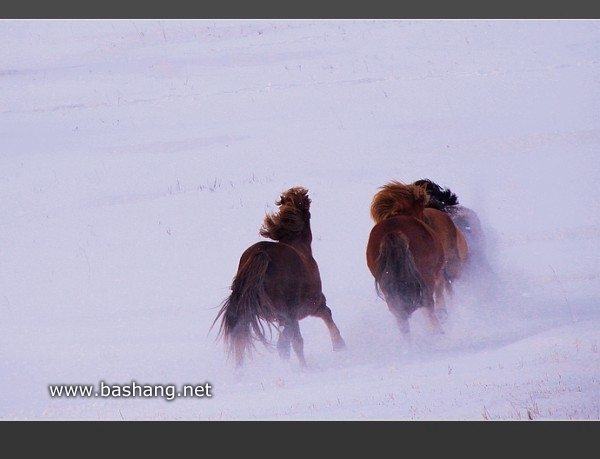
[1,19,599,420]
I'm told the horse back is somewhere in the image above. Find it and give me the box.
[424,208,469,259]
[237,240,324,317]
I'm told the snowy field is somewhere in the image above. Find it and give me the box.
[1,19,599,420]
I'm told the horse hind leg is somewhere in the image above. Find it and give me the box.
[276,324,291,361]
[434,278,449,323]
[312,298,346,351]
[423,293,445,335]
[388,301,411,343]
[383,300,413,355]
[278,320,307,367]
[290,321,307,367]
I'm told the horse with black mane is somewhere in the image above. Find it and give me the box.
[366,181,447,341]
[413,178,491,278]
[212,186,346,369]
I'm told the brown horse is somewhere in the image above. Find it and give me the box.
[413,178,491,280]
[212,187,346,369]
[366,181,446,340]
[421,207,469,318]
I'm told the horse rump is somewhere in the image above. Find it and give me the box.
[369,231,426,317]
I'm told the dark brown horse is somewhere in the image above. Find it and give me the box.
[413,178,491,279]
[366,181,446,340]
[212,187,346,369]
[421,207,469,318]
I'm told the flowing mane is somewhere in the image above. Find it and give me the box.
[259,186,311,242]
[413,178,459,210]
[370,180,429,223]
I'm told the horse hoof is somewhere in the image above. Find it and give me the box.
[436,308,448,323]
[333,339,347,351]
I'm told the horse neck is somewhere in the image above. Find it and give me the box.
[284,223,313,256]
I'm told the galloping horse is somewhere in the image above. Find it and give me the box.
[366,181,446,340]
[420,207,469,318]
[212,187,346,369]
[413,179,490,278]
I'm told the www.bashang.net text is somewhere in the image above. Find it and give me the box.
[48,381,212,402]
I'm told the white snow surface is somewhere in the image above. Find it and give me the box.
[1,19,599,420]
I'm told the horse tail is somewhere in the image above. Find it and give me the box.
[212,249,276,367]
[375,232,426,313]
